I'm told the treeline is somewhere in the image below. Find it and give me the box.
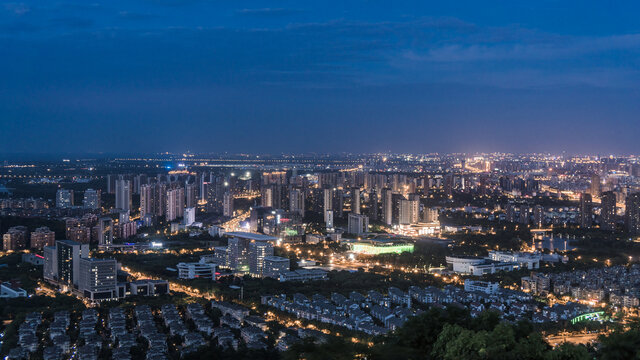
[285,306,640,360]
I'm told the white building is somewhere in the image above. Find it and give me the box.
[464,279,499,294]
[177,262,218,280]
[184,207,196,226]
[249,241,274,277]
[115,179,131,211]
[487,251,541,270]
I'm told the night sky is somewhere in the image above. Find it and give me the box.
[1,1,639,155]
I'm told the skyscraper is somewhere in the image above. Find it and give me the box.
[115,179,131,211]
[600,191,617,231]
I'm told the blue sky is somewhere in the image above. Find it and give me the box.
[1,1,639,155]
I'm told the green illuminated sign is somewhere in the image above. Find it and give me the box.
[570,311,605,324]
[351,242,414,255]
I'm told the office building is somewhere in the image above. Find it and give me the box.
[600,191,617,231]
[347,213,369,235]
[56,189,74,208]
[262,256,290,279]
[44,240,89,288]
[249,241,274,277]
[3,226,28,251]
[78,258,117,301]
[177,262,217,280]
[82,189,101,210]
[30,227,55,249]
[115,179,131,211]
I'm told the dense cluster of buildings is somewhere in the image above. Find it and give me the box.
[43,239,168,302]
[522,265,640,308]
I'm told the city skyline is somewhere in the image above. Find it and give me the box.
[1,1,640,154]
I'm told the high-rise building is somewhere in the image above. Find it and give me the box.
[533,205,544,228]
[600,191,617,231]
[30,227,55,249]
[579,193,593,228]
[223,192,234,217]
[399,195,420,225]
[325,210,334,229]
[185,182,198,208]
[249,241,274,277]
[82,189,101,210]
[115,179,131,211]
[3,226,28,251]
[590,174,601,197]
[140,184,154,216]
[262,256,290,279]
[367,190,378,221]
[78,258,117,301]
[519,205,529,225]
[53,240,89,287]
[351,188,360,214]
[347,213,369,235]
[506,203,516,223]
[184,207,196,226]
[289,188,305,217]
[97,217,113,246]
[424,207,439,223]
[261,186,274,208]
[166,187,185,221]
[381,188,393,225]
[323,188,333,223]
[625,193,640,235]
[56,189,74,208]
